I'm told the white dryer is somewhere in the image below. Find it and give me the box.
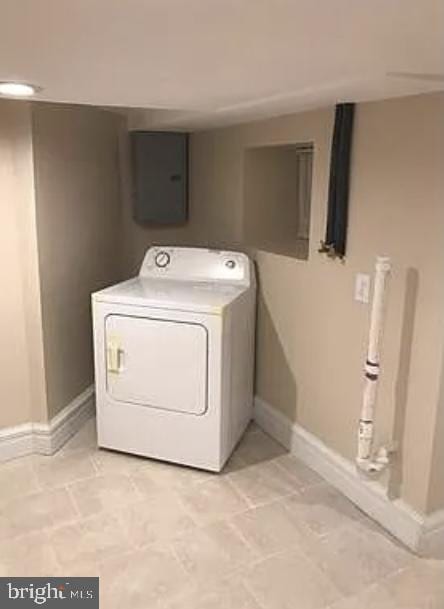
[92,246,256,471]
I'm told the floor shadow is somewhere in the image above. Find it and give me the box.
[388,267,419,500]
[223,425,289,474]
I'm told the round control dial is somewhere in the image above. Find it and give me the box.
[154,251,171,268]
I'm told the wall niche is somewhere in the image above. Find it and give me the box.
[243,143,313,259]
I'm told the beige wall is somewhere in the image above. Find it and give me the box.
[122,93,444,514]
[0,101,126,428]
[0,100,47,427]
[32,103,124,418]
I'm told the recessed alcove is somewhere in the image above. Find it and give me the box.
[242,143,313,259]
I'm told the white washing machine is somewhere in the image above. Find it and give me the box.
[92,246,256,472]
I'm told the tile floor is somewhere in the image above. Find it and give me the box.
[1,419,443,608]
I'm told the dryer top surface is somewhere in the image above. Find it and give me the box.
[93,246,255,314]
[92,276,246,314]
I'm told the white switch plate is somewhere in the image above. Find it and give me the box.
[355,273,371,303]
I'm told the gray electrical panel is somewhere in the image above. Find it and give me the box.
[131,131,189,225]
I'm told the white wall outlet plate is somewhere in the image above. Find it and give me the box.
[355,273,371,303]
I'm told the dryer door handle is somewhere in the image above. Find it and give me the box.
[107,338,124,374]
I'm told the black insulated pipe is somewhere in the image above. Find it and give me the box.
[319,103,355,259]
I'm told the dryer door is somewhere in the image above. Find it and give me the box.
[105,314,208,415]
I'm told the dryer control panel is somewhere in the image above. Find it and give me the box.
[140,246,252,286]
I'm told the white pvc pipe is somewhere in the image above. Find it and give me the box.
[357,256,391,473]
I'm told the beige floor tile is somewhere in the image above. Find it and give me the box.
[116,492,196,547]
[232,430,287,466]
[91,448,149,475]
[177,478,249,525]
[272,454,324,489]
[328,561,444,609]
[282,483,364,537]
[56,561,101,577]
[99,544,190,609]
[380,560,444,609]
[221,450,248,474]
[32,450,97,489]
[243,548,341,609]
[68,473,140,517]
[48,511,132,568]
[231,499,310,557]
[0,488,78,541]
[163,576,263,609]
[228,460,300,507]
[129,468,164,497]
[327,582,394,609]
[0,531,59,576]
[0,456,40,505]
[136,457,213,492]
[300,522,413,597]
[1,419,443,609]
[172,520,256,581]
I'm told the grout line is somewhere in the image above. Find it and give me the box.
[168,539,193,578]
[63,483,83,520]
[225,518,261,559]
[29,458,45,494]
[241,577,268,609]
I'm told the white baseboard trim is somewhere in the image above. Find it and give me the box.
[0,385,95,462]
[0,423,34,462]
[419,508,444,558]
[254,396,444,557]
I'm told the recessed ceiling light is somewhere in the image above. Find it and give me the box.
[0,82,39,97]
